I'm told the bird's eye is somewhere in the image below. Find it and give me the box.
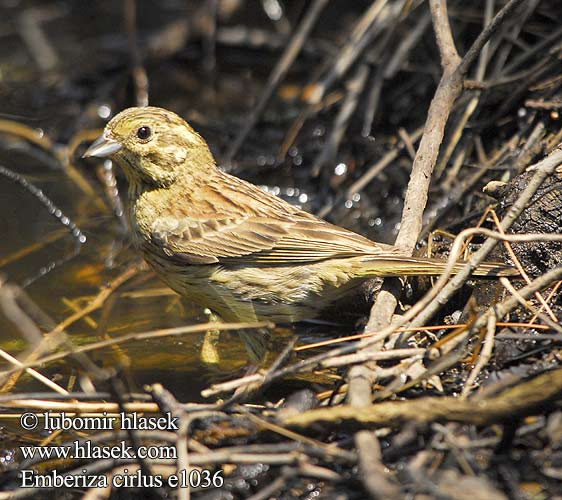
[136,126,152,140]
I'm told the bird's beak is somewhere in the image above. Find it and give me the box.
[82,134,122,158]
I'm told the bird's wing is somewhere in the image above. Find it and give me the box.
[150,210,403,265]
[149,171,405,265]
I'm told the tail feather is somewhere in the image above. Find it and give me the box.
[356,256,517,278]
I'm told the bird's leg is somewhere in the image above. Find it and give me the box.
[200,308,222,365]
[199,296,271,368]
[238,327,271,365]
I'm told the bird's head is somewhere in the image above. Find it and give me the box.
[83,106,215,188]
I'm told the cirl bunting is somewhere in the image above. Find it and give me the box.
[84,107,514,330]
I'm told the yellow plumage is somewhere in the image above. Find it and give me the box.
[84,106,515,325]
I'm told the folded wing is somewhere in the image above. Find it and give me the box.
[150,211,402,265]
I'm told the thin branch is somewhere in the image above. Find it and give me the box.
[225,0,329,161]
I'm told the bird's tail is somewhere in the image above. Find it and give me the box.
[354,256,517,278]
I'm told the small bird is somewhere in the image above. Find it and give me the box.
[84,106,512,326]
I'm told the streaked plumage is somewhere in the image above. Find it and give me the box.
[84,106,513,324]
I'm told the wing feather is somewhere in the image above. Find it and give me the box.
[151,212,404,265]
[149,172,405,265]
